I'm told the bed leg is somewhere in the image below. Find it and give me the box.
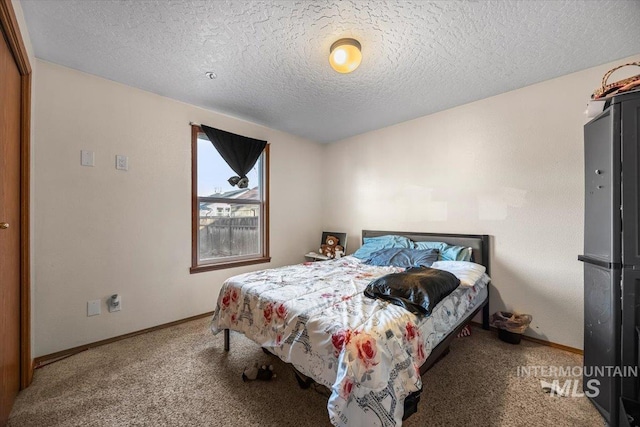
[482,302,490,330]
[224,329,230,351]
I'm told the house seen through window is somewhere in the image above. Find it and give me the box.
[191,126,270,272]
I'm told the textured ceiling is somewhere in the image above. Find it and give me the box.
[20,0,640,143]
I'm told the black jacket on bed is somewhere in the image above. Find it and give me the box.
[363,267,460,316]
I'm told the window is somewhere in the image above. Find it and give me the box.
[191,125,270,273]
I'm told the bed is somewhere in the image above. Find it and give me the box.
[210,230,490,426]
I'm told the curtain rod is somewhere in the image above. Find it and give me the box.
[191,122,269,144]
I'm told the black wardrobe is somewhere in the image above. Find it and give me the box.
[580,89,640,426]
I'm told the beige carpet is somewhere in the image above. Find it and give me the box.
[9,318,603,426]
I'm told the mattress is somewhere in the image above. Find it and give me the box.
[211,256,489,427]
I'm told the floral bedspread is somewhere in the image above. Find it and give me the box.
[210,256,488,427]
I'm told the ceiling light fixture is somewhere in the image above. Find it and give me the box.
[329,38,362,74]
[205,71,217,79]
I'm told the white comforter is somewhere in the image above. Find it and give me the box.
[211,256,488,426]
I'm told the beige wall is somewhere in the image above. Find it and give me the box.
[31,47,640,354]
[32,60,323,357]
[323,54,640,350]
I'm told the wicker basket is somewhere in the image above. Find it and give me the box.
[592,62,640,99]
[491,311,532,334]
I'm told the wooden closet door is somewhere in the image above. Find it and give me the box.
[0,25,22,425]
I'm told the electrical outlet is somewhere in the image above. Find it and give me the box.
[115,155,128,171]
[108,294,121,312]
[87,300,101,316]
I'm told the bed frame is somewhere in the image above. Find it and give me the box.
[361,232,491,419]
[222,230,491,420]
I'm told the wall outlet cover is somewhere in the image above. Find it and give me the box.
[108,294,122,312]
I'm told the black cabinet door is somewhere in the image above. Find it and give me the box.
[584,262,621,426]
[584,105,621,264]
[622,269,640,400]
[622,99,640,267]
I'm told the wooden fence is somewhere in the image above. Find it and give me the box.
[199,216,259,258]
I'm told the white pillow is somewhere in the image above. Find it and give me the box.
[431,261,486,287]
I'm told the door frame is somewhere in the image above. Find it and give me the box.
[0,0,32,389]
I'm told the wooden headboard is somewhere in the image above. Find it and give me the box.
[361,230,491,275]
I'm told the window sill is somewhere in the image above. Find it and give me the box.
[190,256,271,274]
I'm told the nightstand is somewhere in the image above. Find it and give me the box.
[304,252,330,262]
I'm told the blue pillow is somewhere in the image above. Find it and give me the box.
[413,241,472,261]
[352,235,413,259]
[364,248,439,268]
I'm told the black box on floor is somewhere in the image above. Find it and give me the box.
[498,328,522,344]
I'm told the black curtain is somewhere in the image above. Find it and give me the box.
[200,124,267,189]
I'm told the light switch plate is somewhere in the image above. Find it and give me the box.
[81,150,95,167]
[115,155,128,171]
